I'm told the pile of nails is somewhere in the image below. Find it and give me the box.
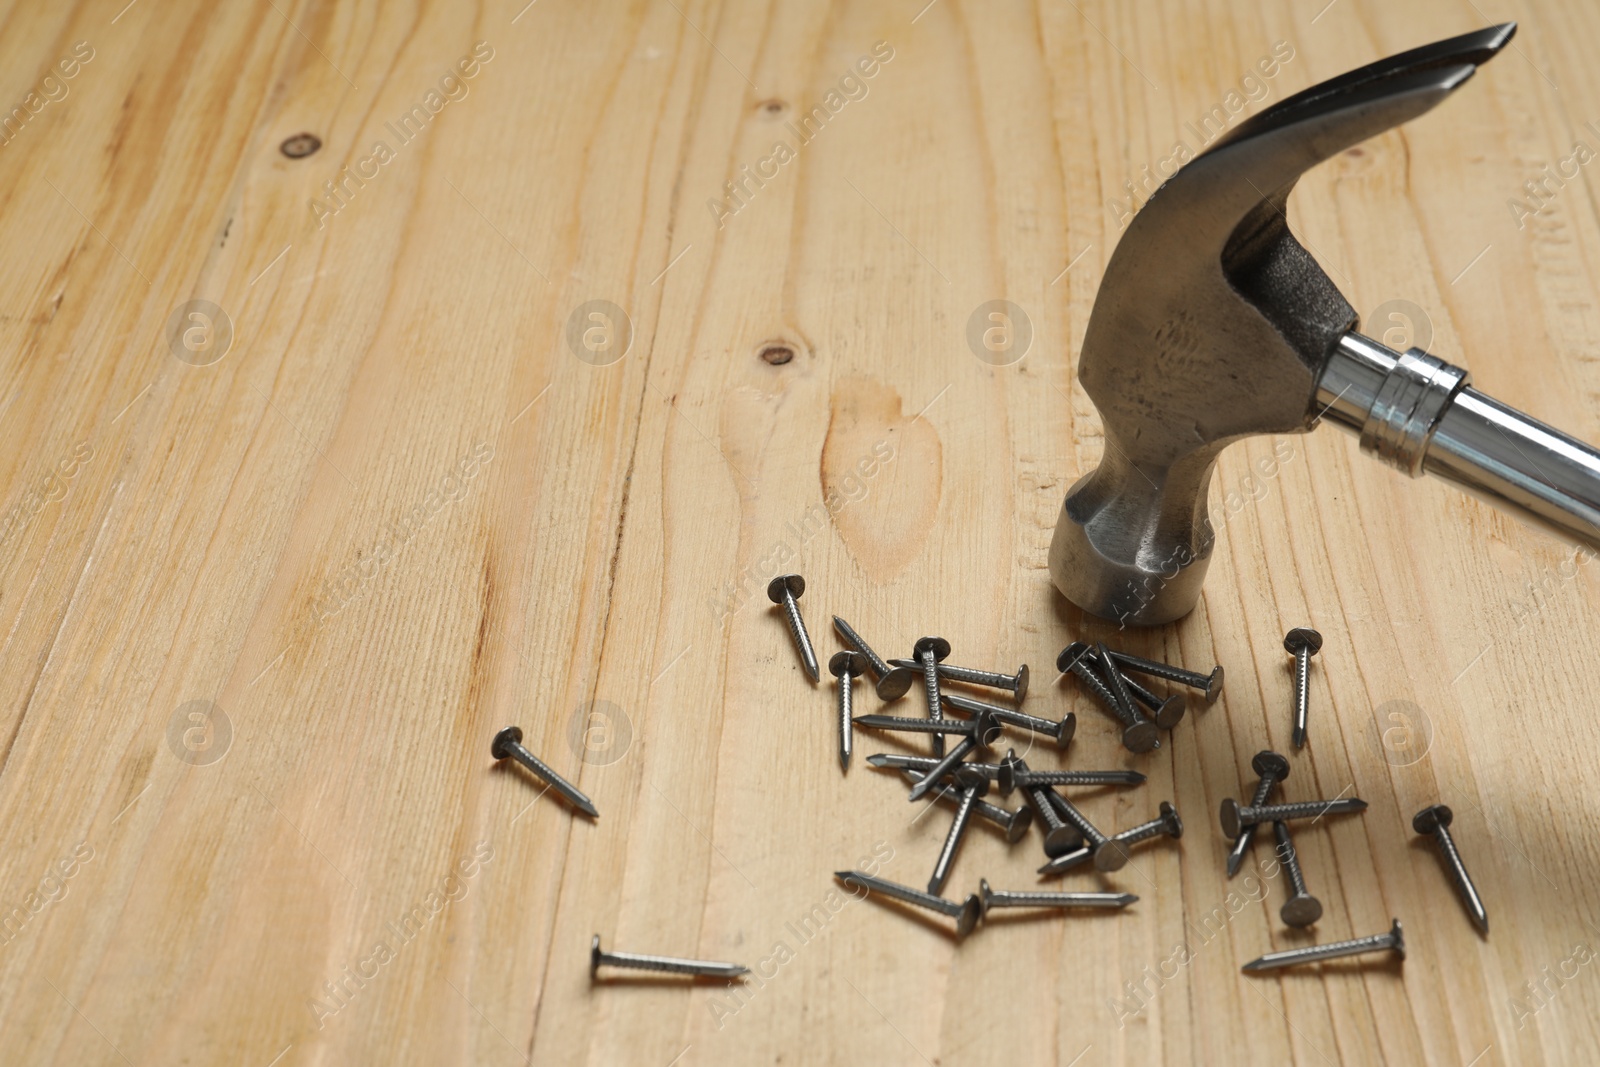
[477,587,1490,981]
[765,573,1202,942]
[788,586,1488,973]
[1219,747,1413,973]
[1056,640,1221,753]
[1213,626,1489,972]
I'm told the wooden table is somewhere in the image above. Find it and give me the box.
[3,1,1599,1063]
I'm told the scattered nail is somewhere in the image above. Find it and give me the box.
[493,726,599,818]
[1242,919,1405,973]
[590,934,748,979]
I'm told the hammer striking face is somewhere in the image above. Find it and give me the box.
[1051,22,1600,626]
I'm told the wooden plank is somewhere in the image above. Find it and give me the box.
[0,1,1597,1063]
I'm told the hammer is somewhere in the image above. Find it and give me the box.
[1051,22,1600,626]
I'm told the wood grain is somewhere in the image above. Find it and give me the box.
[1,0,1598,1063]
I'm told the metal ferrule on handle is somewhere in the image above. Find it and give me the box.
[1317,331,1600,551]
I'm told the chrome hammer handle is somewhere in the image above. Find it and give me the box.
[1316,331,1600,550]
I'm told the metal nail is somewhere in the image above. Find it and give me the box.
[978,878,1137,916]
[852,713,1002,745]
[1097,640,1143,725]
[1284,627,1322,749]
[1219,796,1367,838]
[900,769,1034,843]
[1414,804,1488,935]
[1227,751,1290,878]
[928,769,987,895]
[1273,820,1322,928]
[833,616,916,700]
[828,650,867,772]
[996,747,1144,797]
[1104,647,1224,703]
[590,935,748,979]
[1080,646,1186,729]
[1056,643,1160,753]
[835,870,982,939]
[1124,677,1185,729]
[492,726,599,818]
[914,636,952,756]
[879,751,1139,789]
[1105,801,1184,868]
[1006,766,1147,791]
[1241,919,1405,973]
[890,658,1028,703]
[905,732,982,803]
[876,748,1139,790]
[1035,844,1095,876]
[768,574,819,682]
[940,691,1075,749]
[1017,766,1086,858]
[1043,787,1122,871]
[868,752,982,772]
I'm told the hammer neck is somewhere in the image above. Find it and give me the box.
[1314,331,1400,434]
[1315,331,1471,477]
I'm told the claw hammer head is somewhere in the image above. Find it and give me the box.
[1050,24,1515,625]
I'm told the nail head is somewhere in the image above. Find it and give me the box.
[829,650,867,678]
[1283,628,1323,655]
[767,574,805,602]
[1281,893,1323,928]
[876,665,916,700]
[491,726,523,759]
[1220,797,1243,838]
[1252,751,1291,780]
[1412,803,1453,834]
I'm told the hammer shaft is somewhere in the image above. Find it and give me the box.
[1318,332,1600,553]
